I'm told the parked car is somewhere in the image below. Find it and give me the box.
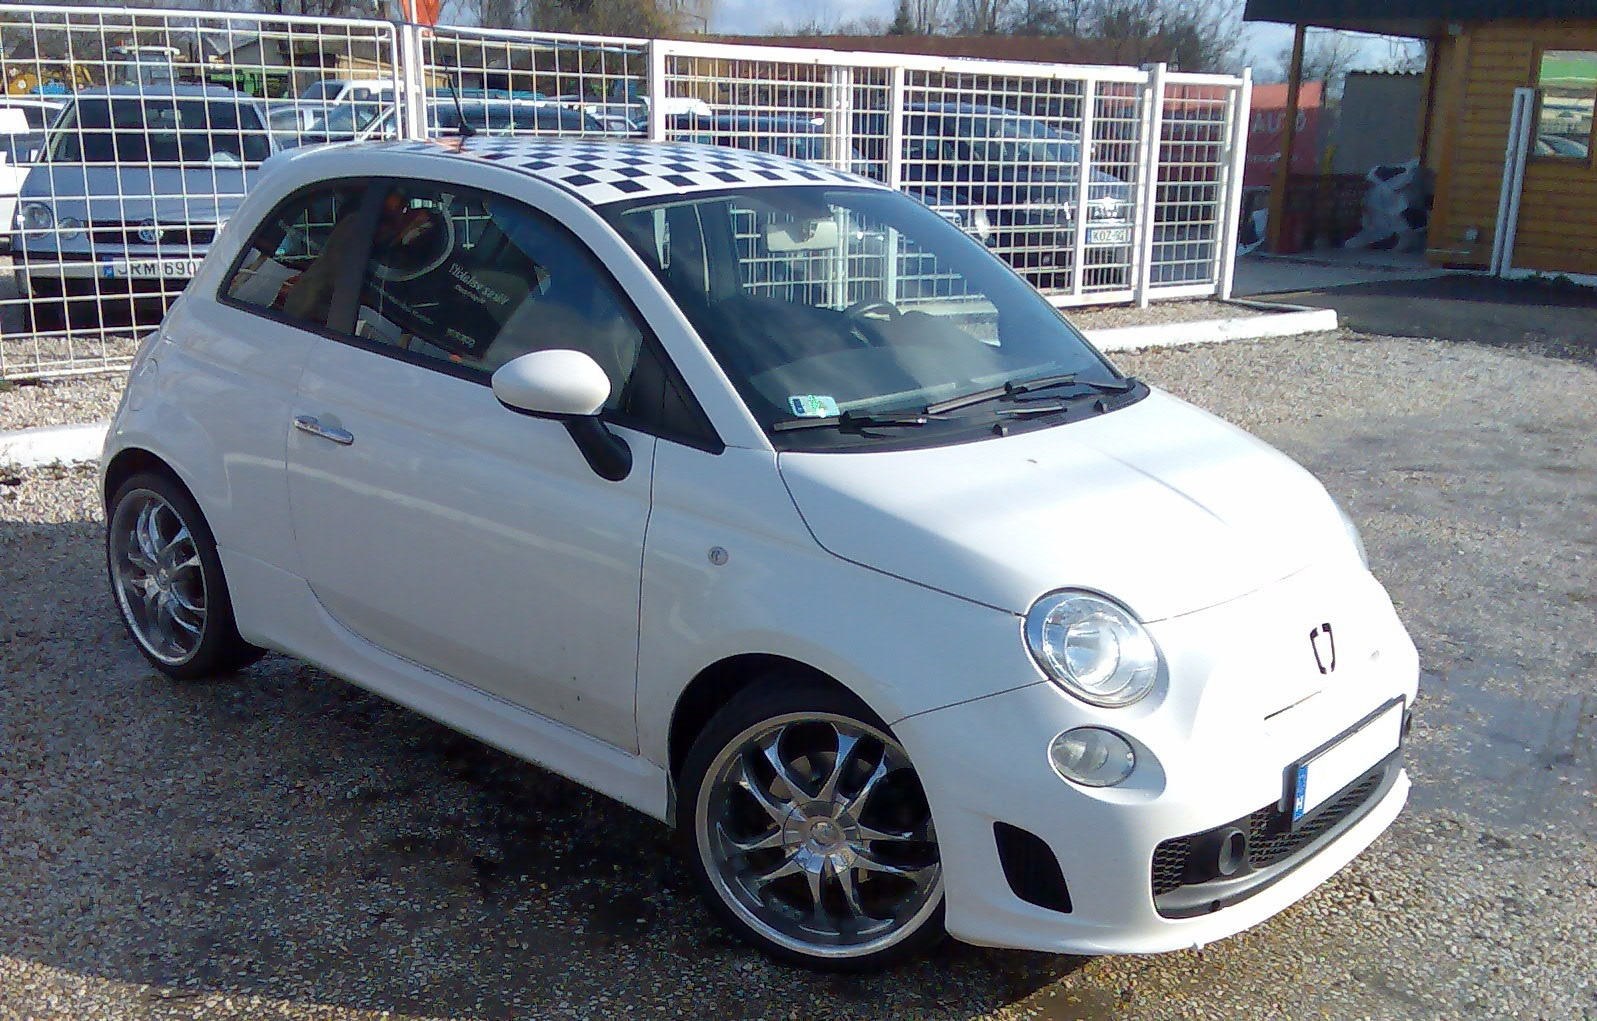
[102,137,1417,972]
[0,106,46,247]
[297,77,399,104]
[275,100,385,147]
[886,102,1133,284]
[12,85,275,329]
[0,95,67,132]
[351,99,615,141]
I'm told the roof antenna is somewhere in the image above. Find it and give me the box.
[441,56,474,138]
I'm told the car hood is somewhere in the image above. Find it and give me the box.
[777,389,1355,622]
[19,162,252,224]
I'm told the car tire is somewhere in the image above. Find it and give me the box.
[105,471,264,680]
[679,679,945,971]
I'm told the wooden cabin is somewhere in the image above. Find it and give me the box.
[1244,0,1597,281]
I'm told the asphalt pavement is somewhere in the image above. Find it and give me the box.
[1262,274,1597,368]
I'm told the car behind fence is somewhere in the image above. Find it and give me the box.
[0,6,1250,381]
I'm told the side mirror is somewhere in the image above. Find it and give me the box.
[491,350,631,482]
[491,349,611,418]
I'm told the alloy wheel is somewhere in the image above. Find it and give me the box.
[109,489,208,666]
[695,712,942,960]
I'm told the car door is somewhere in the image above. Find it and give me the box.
[284,181,659,751]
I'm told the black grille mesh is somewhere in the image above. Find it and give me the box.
[1151,769,1386,897]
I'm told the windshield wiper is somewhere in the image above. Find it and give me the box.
[772,410,930,433]
[924,374,1137,415]
[996,385,1144,417]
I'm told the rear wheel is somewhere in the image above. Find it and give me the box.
[106,471,263,679]
[680,681,944,971]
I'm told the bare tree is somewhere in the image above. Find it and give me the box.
[1078,0,1241,72]
[1276,29,1363,96]
[1003,0,1089,36]
[952,0,1010,35]
[908,0,949,33]
[455,0,691,34]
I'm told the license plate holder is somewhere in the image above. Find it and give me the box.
[1086,226,1131,246]
[105,258,202,280]
[1287,697,1404,828]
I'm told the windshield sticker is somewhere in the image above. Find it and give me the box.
[788,395,840,419]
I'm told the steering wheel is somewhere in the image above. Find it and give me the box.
[844,298,903,322]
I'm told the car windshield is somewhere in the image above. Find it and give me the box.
[310,101,382,134]
[50,97,271,165]
[604,186,1127,450]
[960,115,1079,163]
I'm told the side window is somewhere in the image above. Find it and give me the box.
[223,184,367,328]
[351,184,646,414]
[1535,50,1596,160]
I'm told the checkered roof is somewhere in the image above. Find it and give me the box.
[381,137,875,206]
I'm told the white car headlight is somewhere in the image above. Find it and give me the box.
[18,202,53,233]
[1024,590,1161,707]
[56,215,84,240]
[1335,499,1369,570]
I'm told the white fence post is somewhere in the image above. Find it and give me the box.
[826,63,854,172]
[1217,68,1253,300]
[1133,62,1166,309]
[886,65,906,191]
[1069,78,1097,300]
[399,21,427,141]
[646,39,667,142]
[1491,86,1536,277]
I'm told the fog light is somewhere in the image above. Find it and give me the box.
[1048,727,1135,788]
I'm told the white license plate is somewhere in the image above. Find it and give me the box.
[105,259,202,280]
[1289,699,1404,824]
[1086,226,1131,246]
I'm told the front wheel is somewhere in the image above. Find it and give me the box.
[106,471,263,679]
[680,682,945,971]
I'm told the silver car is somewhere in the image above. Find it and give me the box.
[13,85,274,329]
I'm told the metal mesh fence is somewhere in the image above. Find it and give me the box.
[0,9,1247,381]
[1151,76,1240,292]
[416,26,648,140]
[0,5,398,380]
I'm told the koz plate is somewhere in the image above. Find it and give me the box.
[106,258,203,280]
[1086,226,1132,246]
[1290,697,1404,826]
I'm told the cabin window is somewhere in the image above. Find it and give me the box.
[1535,50,1596,161]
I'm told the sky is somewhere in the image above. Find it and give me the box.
[707,0,1421,78]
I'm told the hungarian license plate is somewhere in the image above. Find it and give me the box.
[105,258,202,280]
[1288,698,1404,826]
[1086,226,1131,246]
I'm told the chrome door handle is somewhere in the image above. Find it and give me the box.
[293,415,354,446]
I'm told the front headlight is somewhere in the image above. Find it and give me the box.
[1024,591,1161,707]
[1335,500,1369,569]
[56,215,84,240]
[18,202,53,233]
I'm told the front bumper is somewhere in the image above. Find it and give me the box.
[894,560,1419,954]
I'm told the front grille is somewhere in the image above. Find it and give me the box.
[88,223,216,247]
[1151,765,1390,899]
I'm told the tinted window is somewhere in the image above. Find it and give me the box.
[50,97,271,164]
[351,184,646,410]
[224,185,367,327]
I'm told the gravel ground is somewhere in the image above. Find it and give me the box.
[0,375,127,431]
[1065,298,1263,331]
[2,330,1594,1020]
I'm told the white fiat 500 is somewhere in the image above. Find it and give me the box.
[102,137,1417,971]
